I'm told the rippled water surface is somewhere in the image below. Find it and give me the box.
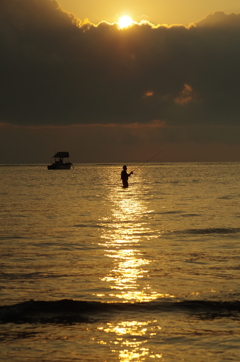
[0,163,240,361]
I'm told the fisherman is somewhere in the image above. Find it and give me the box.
[121,165,133,188]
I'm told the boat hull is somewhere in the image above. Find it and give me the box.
[47,163,73,170]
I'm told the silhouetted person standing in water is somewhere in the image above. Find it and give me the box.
[121,165,133,188]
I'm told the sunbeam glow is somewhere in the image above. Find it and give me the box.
[118,16,134,28]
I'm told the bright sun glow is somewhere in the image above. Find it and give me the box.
[118,16,134,29]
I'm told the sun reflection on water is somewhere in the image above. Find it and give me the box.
[97,320,162,361]
[98,183,164,302]
[96,173,168,360]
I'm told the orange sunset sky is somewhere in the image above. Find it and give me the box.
[57,0,240,25]
[1,0,240,163]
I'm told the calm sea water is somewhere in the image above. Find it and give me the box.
[0,163,240,361]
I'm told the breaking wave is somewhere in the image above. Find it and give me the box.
[1,299,239,324]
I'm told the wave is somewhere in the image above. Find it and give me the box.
[1,299,239,324]
[176,228,240,235]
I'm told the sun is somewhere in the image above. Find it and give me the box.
[118,16,134,29]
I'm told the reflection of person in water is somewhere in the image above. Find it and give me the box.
[121,165,133,188]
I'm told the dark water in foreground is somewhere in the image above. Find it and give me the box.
[0,163,240,361]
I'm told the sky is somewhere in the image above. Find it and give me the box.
[1,0,240,163]
[57,0,240,26]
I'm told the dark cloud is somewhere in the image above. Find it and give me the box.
[1,0,240,129]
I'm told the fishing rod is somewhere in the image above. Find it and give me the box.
[132,150,162,173]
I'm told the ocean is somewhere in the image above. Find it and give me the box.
[0,163,240,361]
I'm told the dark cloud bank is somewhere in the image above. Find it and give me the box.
[1,0,240,162]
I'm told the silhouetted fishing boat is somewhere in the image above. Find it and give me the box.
[47,152,73,170]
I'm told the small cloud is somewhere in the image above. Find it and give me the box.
[174,84,195,105]
[144,91,154,97]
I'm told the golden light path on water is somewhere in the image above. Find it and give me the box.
[96,174,171,360]
[97,319,163,361]
[99,182,167,302]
